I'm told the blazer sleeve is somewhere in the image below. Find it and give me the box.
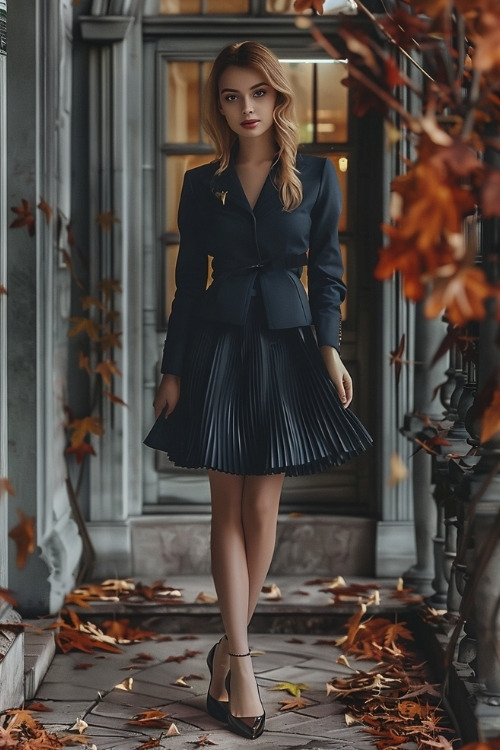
[307,158,346,351]
[161,171,208,375]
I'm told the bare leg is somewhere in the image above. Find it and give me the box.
[242,473,284,619]
[208,470,284,718]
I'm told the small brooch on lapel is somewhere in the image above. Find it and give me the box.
[214,190,228,206]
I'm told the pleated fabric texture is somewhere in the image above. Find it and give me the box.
[144,298,372,476]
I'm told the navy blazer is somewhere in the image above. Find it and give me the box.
[161,153,346,376]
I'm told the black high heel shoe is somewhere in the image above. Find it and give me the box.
[225,651,265,740]
[206,638,229,723]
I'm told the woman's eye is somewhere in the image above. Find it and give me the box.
[254,89,266,97]
[224,94,237,102]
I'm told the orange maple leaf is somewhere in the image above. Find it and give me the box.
[27,701,52,712]
[10,199,35,236]
[0,284,7,295]
[98,277,122,302]
[67,416,104,447]
[135,740,162,750]
[99,330,123,351]
[0,477,16,497]
[68,316,101,341]
[0,588,18,606]
[425,267,493,326]
[78,350,91,376]
[8,509,36,569]
[65,441,97,465]
[37,198,53,225]
[279,696,312,711]
[95,359,122,386]
[59,248,84,289]
[127,710,172,728]
[96,210,120,232]
[103,390,128,407]
[81,295,105,311]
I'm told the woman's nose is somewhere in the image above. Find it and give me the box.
[242,99,254,115]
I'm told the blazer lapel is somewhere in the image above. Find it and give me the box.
[210,161,251,214]
[253,165,282,218]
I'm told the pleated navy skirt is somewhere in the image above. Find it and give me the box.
[144,297,372,476]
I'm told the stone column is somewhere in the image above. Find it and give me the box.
[79,11,144,577]
[0,0,24,710]
[6,0,81,614]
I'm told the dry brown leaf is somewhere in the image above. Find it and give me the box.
[192,735,219,747]
[195,591,218,604]
[69,717,88,733]
[97,277,122,301]
[115,676,134,691]
[27,701,53,712]
[94,359,122,386]
[0,477,15,497]
[37,198,53,225]
[261,583,282,600]
[127,710,171,728]
[279,696,313,711]
[0,588,18,607]
[96,210,120,232]
[135,739,162,750]
[388,453,409,486]
[10,199,36,236]
[8,509,36,569]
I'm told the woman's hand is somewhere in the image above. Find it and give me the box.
[320,346,352,408]
[153,374,181,419]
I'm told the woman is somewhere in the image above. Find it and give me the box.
[145,41,372,740]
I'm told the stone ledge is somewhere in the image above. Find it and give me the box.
[24,621,57,701]
[0,608,24,711]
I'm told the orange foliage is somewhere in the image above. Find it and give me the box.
[8,509,36,569]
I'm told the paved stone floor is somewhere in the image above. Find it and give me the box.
[18,576,449,749]
[30,632,382,749]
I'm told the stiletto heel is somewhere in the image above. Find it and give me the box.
[206,637,229,723]
[225,651,265,740]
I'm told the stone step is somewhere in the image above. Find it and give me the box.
[130,515,376,578]
[0,608,24,712]
[23,620,57,701]
[68,574,414,636]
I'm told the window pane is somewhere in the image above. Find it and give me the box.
[159,0,200,12]
[281,62,313,144]
[326,153,348,232]
[206,0,248,11]
[158,0,248,12]
[266,0,296,11]
[166,62,201,143]
[317,62,348,142]
[165,154,214,233]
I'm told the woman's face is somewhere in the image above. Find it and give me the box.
[218,65,278,140]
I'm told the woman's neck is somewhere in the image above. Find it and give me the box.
[235,134,276,166]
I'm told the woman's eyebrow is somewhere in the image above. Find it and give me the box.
[220,82,269,94]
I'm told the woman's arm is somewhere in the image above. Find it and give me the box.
[320,346,352,408]
[307,158,346,354]
[153,373,181,419]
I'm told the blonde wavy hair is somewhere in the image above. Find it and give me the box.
[203,41,302,212]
